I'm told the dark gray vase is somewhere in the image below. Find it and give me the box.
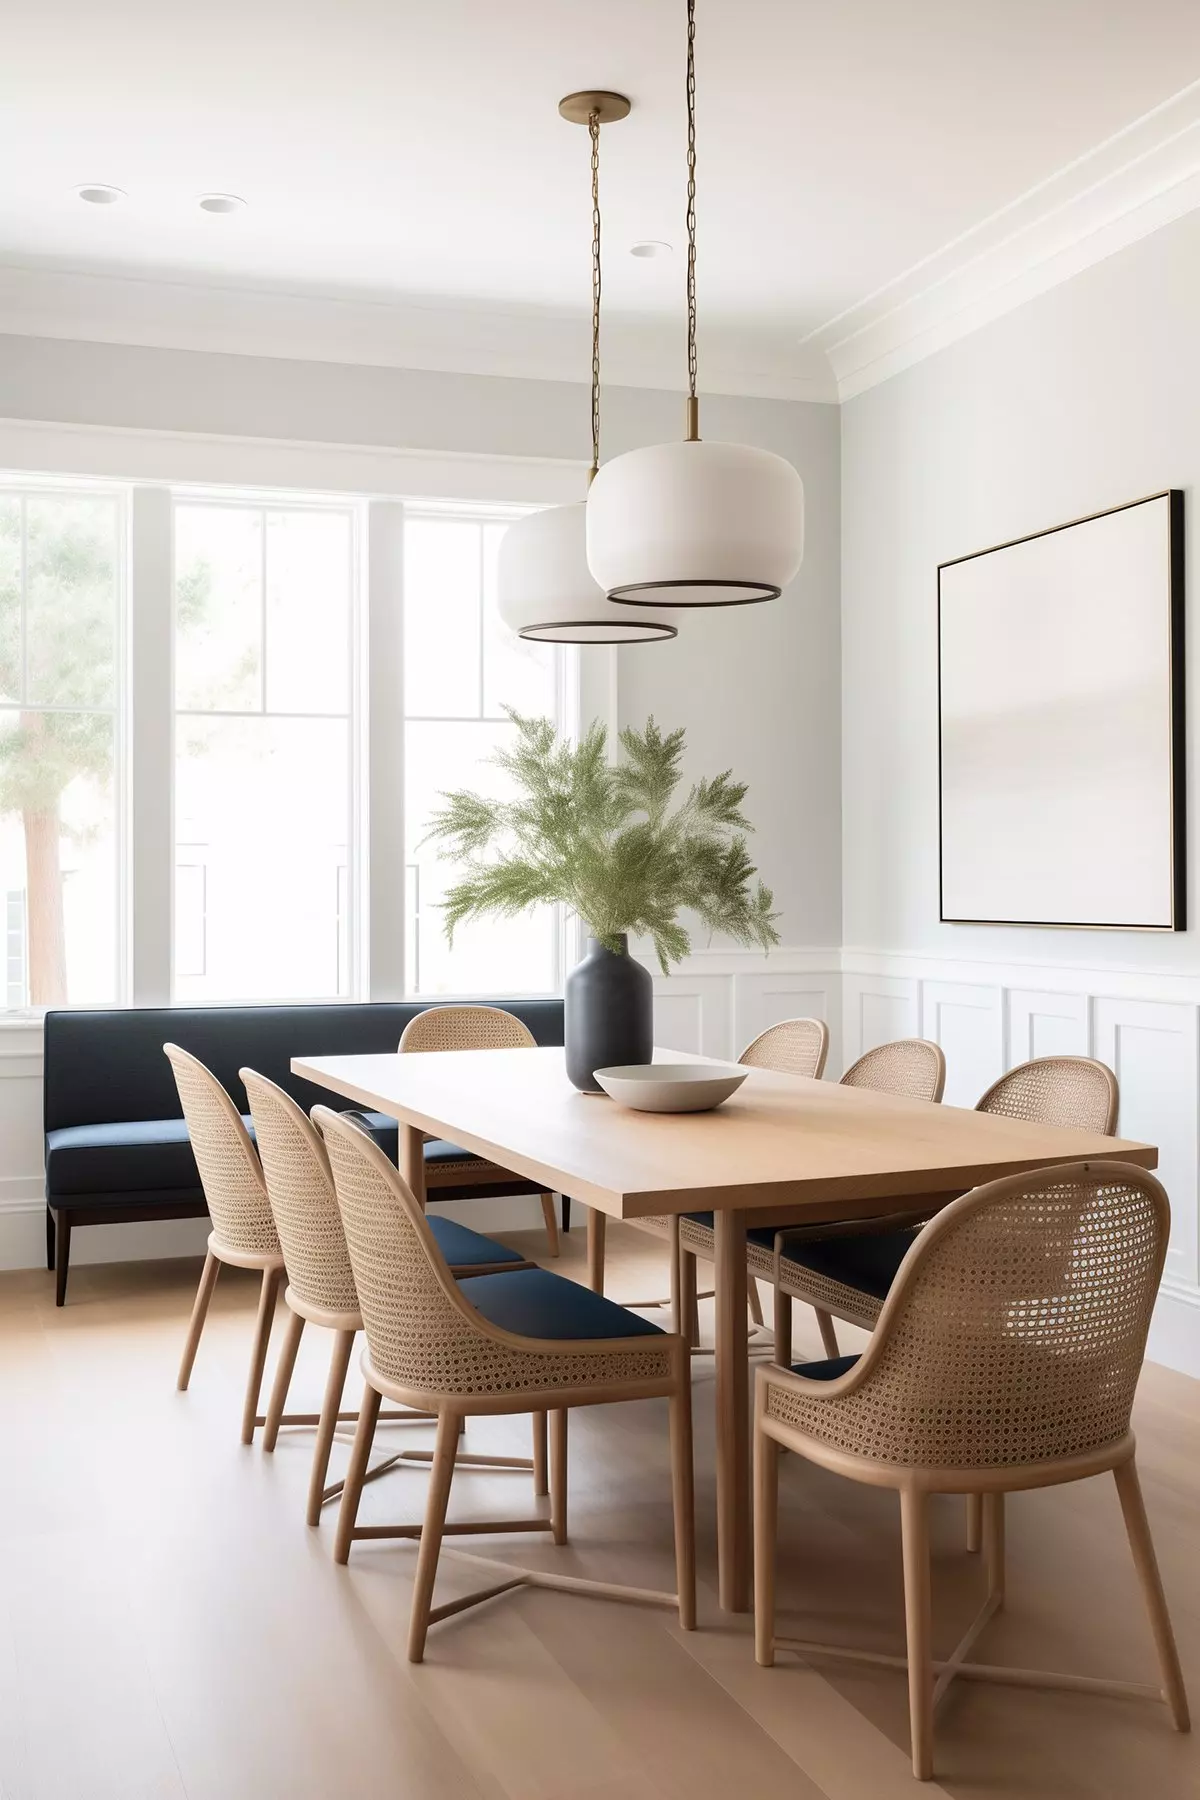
[565,934,653,1093]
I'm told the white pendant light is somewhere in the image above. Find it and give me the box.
[498,94,676,646]
[586,0,805,607]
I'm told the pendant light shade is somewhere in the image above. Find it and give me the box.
[585,0,805,609]
[586,438,804,606]
[498,502,677,642]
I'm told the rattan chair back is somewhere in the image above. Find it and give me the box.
[399,1005,537,1054]
[839,1038,946,1103]
[164,1044,279,1258]
[241,1069,359,1317]
[314,1107,671,1404]
[977,1056,1118,1134]
[766,1160,1168,1471]
[739,1017,829,1079]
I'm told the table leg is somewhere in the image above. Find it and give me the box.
[586,1207,606,1294]
[714,1209,750,1612]
[401,1124,427,1211]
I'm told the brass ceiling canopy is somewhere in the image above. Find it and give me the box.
[558,90,632,127]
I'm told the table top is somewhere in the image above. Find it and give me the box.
[291,1045,1157,1223]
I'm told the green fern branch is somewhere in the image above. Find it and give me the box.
[422,710,781,973]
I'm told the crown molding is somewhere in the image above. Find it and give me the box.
[807,77,1200,401]
[0,262,838,406]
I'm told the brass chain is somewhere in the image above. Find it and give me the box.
[589,110,602,477]
[686,0,698,413]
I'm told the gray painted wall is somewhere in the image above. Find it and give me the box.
[0,332,841,951]
[841,207,1199,969]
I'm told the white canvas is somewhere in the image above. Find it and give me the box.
[939,495,1179,929]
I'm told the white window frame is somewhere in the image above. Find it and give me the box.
[168,486,367,1006]
[0,423,593,1021]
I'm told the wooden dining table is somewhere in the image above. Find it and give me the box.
[292,1044,1156,1614]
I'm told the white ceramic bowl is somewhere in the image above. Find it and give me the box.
[593,1062,747,1114]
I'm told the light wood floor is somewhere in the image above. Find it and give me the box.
[1,1222,1196,1800]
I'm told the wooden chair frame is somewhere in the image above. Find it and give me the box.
[315,1105,696,1661]
[674,1036,945,1349]
[753,1160,1189,1781]
[242,1068,540,1526]
[400,1005,561,1253]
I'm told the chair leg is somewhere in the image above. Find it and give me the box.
[815,1307,841,1359]
[334,1381,382,1563]
[754,1425,780,1666]
[177,1249,221,1390]
[308,1328,356,1527]
[241,1265,283,1446]
[45,1205,55,1271]
[262,1306,305,1452]
[550,1409,568,1545]
[532,1411,548,1497]
[747,1278,765,1328]
[407,1408,461,1663]
[561,1193,571,1234]
[983,1492,1004,1603]
[774,1292,793,1369]
[966,1492,983,1553]
[1113,1459,1190,1731]
[539,1191,561,1256]
[54,1210,72,1307]
[669,1376,696,1630]
[900,1487,935,1781]
[586,1206,606,1294]
[680,1249,700,1347]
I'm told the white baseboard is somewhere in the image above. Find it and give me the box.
[1147,1282,1200,1379]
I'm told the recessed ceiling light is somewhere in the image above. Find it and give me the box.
[197,193,246,215]
[76,184,125,206]
[630,240,671,259]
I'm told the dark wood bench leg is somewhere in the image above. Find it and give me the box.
[561,1194,572,1234]
[54,1211,72,1307]
[46,1204,56,1271]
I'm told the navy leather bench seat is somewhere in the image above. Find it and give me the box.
[43,999,565,1303]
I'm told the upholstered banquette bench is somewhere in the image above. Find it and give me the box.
[43,999,565,1304]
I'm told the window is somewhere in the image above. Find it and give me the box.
[0,486,123,1005]
[403,510,568,995]
[172,500,358,1002]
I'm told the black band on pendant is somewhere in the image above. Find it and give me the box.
[607,579,781,608]
[518,619,679,644]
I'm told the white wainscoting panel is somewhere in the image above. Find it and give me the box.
[1093,996,1199,1293]
[732,975,837,1071]
[1006,988,1090,1065]
[920,980,1004,1107]
[842,973,919,1072]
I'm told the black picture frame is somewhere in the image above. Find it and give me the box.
[937,489,1185,932]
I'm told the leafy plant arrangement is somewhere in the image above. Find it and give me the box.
[423,711,780,973]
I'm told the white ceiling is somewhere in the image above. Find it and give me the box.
[3,0,1200,400]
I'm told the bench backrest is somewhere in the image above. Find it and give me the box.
[43,1000,565,1132]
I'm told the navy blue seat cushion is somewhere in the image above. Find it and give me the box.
[349,1112,486,1173]
[428,1216,524,1269]
[791,1353,860,1381]
[45,1115,254,1199]
[457,1267,664,1340]
[687,1211,916,1305]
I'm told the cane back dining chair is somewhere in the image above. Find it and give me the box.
[769,1056,1118,1370]
[754,1159,1188,1781]
[674,1035,945,1345]
[242,1069,542,1525]
[166,1044,291,1446]
[314,1106,695,1662]
[399,1005,562,1252]
[591,1017,831,1322]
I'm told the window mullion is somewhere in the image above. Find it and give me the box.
[366,500,407,1000]
[129,486,174,1005]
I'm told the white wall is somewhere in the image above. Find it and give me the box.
[0,333,840,1270]
[840,206,1200,1372]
